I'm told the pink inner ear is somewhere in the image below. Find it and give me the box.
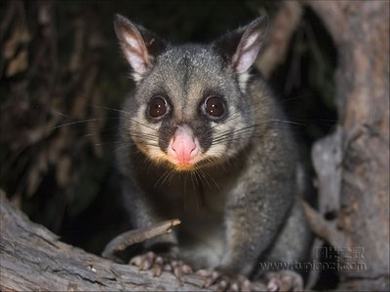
[243,32,259,50]
[124,49,147,74]
[121,31,149,76]
[124,35,139,48]
[234,32,261,73]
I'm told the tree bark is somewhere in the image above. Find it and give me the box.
[256,1,303,78]
[255,1,303,79]
[308,1,389,290]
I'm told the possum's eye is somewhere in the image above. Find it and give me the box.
[202,96,226,120]
[147,96,169,119]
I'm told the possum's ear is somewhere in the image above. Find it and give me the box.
[213,16,268,74]
[114,14,167,81]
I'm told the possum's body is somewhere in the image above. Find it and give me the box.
[114,14,311,280]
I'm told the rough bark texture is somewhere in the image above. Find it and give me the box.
[256,1,303,78]
[308,1,389,290]
[1,191,257,291]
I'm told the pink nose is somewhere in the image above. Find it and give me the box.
[168,126,198,165]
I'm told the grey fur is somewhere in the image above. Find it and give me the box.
[114,14,311,278]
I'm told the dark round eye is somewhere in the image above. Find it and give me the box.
[203,96,226,119]
[148,96,168,119]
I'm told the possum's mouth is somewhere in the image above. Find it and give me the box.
[164,153,222,172]
[134,140,203,171]
[164,153,203,171]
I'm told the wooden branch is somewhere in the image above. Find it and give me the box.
[256,1,303,78]
[0,192,211,291]
[311,127,343,217]
[102,219,180,260]
[302,202,347,250]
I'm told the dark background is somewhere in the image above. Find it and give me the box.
[0,0,337,259]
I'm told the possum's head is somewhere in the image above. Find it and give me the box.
[114,14,268,171]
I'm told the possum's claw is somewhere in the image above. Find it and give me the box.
[129,251,192,279]
[197,269,253,291]
[129,251,157,271]
[197,269,221,288]
[265,270,303,292]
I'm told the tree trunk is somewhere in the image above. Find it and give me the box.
[308,1,389,290]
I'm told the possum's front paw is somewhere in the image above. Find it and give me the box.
[197,269,261,291]
[265,270,303,292]
[129,251,193,278]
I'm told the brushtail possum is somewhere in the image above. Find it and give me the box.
[113,14,311,285]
